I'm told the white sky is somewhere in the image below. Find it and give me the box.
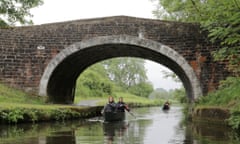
[31,0,181,90]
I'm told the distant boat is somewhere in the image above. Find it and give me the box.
[162,103,170,110]
[103,111,125,122]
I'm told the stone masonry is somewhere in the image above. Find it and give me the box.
[0,16,230,103]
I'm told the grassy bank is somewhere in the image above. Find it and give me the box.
[0,83,161,124]
[75,92,163,107]
[0,83,46,104]
[0,83,99,123]
[194,77,240,129]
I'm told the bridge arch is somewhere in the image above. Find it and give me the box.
[39,35,202,104]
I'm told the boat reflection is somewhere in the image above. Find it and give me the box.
[103,121,129,143]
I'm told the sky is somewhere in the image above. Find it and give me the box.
[31,0,181,90]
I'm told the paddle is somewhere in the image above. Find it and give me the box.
[127,110,136,118]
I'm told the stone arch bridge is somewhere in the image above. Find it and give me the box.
[0,16,229,104]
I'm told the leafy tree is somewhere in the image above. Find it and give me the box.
[156,68,186,102]
[0,0,43,27]
[149,88,170,99]
[102,57,148,89]
[171,87,187,103]
[152,0,240,75]
[75,58,154,99]
[161,70,181,83]
[75,63,113,98]
[128,82,154,97]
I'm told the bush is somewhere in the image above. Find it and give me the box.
[195,77,240,129]
[227,110,240,129]
[0,109,24,123]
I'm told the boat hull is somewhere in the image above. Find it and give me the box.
[103,112,125,122]
[162,104,170,110]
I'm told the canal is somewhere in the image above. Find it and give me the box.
[0,106,240,144]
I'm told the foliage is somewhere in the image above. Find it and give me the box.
[75,58,154,102]
[151,68,186,103]
[149,87,186,103]
[228,111,240,129]
[149,88,170,99]
[0,108,24,123]
[75,63,113,98]
[0,94,161,124]
[0,0,43,27]
[102,57,148,89]
[161,70,181,83]
[0,104,101,124]
[196,77,240,107]
[170,87,187,103]
[128,82,154,97]
[152,0,240,74]
[195,77,240,129]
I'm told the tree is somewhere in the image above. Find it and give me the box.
[75,63,113,98]
[152,0,240,75]
[149,88,170,99]
[161,70,181,83]
[75,58,154,99]
[128,81,154,97]
[0,0,43,27]
[102,57,148,89]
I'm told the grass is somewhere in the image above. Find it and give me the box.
[0,83,162,124]
[0,83,102,124]
[0,83,46,104]
[194,77,240,129]
[114,92,163,106]
[74,92,163,107]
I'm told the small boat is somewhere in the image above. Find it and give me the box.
[162,103,170,110]
[103,111,125,122]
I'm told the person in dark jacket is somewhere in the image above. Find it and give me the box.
[117,97,130,112]
[102,96,117,113]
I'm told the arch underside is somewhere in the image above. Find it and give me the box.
[39,35,202,104]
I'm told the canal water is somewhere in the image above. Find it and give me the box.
[0,106,240,144]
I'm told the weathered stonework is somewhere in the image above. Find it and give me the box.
[0,16,230,103]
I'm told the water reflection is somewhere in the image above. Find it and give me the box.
[185,121,240,144]
[46,131,76,144]
[103,121,129,143]
[0,107,240,144]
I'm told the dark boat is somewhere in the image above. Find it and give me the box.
[103,112,125,122]
[162,103,170,110]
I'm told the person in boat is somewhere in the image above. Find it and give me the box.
[163,100,170,110]
[102,96,117,113]
[117,97,130,112]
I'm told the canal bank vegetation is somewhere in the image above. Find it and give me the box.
[194,77,240,129]
[75,58,154,100]
[0,82,160,124]
[0,83,102,124]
